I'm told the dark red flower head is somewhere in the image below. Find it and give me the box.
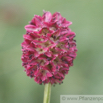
[21,11,77,85]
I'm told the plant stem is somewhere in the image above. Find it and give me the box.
[43,82,51,103]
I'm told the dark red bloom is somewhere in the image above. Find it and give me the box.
[21,11,77,85]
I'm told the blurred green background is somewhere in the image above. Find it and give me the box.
[0,0,103,103]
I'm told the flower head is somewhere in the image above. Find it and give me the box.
[21,11,77,85]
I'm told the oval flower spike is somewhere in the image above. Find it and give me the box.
[21,11,77,85]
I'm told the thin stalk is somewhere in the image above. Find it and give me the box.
[43,82,51,103]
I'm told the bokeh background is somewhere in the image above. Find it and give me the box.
[0,0,103,103]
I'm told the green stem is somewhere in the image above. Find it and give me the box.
[43,82,51,103]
